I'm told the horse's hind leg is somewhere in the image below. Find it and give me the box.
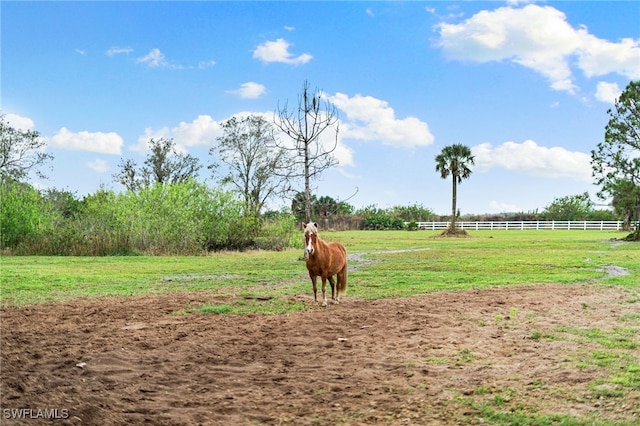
[328,276,338,304]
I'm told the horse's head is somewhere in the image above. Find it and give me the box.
[303,222,318,257]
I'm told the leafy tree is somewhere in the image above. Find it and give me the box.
[389,203,435,222]
[355,204,404,230]
[274,80,340,223]
[333,199,355,217]
[435,144,475,231]
[43,188,83,219]
[114,137,201,191]
[591,80,640,239]
[291,192,354,222]
[0,113,53,181]
[211,115,292,217]
[291,191,317,222]
[542,192,593,221]
[315,195,354,218]
[610,179,640,230]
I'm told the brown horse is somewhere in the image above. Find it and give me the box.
[303,222,348,307]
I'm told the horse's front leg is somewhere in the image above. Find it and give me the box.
[328,276,339,304]
[310,274,318,303]
[321,276,328,307]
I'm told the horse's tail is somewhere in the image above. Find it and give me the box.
[337,253,348,296]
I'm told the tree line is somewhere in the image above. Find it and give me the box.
[1,80,638,254]
[2,172,621,255]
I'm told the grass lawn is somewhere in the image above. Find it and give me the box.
[1,230,637,308]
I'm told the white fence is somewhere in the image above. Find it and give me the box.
[414,221,628,231]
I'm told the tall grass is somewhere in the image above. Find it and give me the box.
[1,180,298,255]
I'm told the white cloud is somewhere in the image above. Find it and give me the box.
[106,47,133,56]
[49,128,124,154]
[137,48,166,67]
[136,48,182,68]
[172,115,223,147]
[5,113,35,131]
[577,35,640,80]
[595,81,621,104]
[135,115,223,154]
[230,82,267,99]
[435,4,640,94]
[198,60,216,69]
[472,140,592,182]
[75,48,86,56]
[252,38,312,65]
[329,93,435,148]
[86,158,109,173]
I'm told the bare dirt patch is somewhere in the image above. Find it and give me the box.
[1,284,639,425]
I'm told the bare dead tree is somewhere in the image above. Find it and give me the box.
[273,80,339,223]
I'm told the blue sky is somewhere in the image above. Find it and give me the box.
[3,1,639,215]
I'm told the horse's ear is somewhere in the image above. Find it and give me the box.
[313,222,318,228]
[302,222,307,229]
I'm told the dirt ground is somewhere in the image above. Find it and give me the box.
[1,283,639,425]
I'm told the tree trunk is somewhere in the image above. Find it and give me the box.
[450,175,457,230]
[304,142,311,223]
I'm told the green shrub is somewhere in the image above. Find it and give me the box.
[255,213,298,251]
[0,179,58,250]
[1,180,295,255]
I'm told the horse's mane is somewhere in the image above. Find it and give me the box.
[304,222,319,237]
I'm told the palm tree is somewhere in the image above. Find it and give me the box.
[435,144,475,231]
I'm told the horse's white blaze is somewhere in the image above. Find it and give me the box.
[305,237,314,256]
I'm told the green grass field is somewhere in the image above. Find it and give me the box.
[1,230,638,309]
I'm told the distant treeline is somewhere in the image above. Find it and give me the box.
[1,180,621,255]
[310,193,619,231]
